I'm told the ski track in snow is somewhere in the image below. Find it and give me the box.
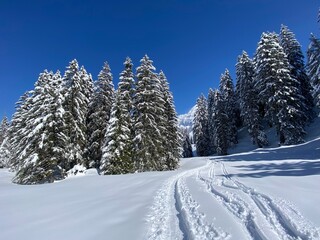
[146,159,320,240]
[217,160,320,240]
[145,162,229,240]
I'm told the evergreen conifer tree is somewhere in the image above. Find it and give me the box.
[254,32,306,144]
[193,94,210,156]
[62,60,93,170]
[182,129,193,158]
[280,25,314,122]
[236,51,268,147]
[100,58,135,174]
[0,116,11,168]
[8,91,33,170]
[307,34,320,111]
[133,55,166,171]
[100,90,134,174]
[0,116,9,145]
[214,91,229,155]
[158,71,180,170]
[86,62,114,168]
[207,88,219,153]
[13,71,66,184]
[219,69,238,146]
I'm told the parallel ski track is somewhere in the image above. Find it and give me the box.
[218,160,320,240]
[146,158,320,240]
[145,162,229,240]
[197,163,268,240]
[197,159,320,240]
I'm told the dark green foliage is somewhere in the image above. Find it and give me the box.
[280,25,314,122]
[100,58,134,174]
[86,62,114,169]
[214,92,229,155]
[219,69,238,146]
[193,94,211,156]
[182,129,193,158]
[62,60,94,169]
[158,71,181,170]
[254,32,306,144]
[236,51,268,147]
[307,34,320,110]
[100,91,134,174]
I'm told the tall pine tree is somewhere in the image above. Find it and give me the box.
[207,88,219,153]
[254,32,306,144]
[219,69,238,146]
[62,60,93,170]
[236,51,268,147]
[86,61,114,169]
[100,58,135,174]
[307,34,320,111]
[0,116,10,168]
[214,91,229,155]
[158,71,181,170]
[133,55,166,171]
[193,94,210,156]
[13,71,66,184]
[280,25,314,122]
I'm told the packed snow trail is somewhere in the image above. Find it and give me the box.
[216,160,320,240]
[145,161,230,240]
[146,158,320,240]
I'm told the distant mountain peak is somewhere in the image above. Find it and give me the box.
[178,105,196,130]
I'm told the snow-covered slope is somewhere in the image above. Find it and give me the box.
[1,118,320,240]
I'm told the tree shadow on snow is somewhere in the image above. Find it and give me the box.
[230,160,320,178]
[218,137,320,162]
[209,138,320,178]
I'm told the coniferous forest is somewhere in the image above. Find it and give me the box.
[0,55,181,184]
[192,24,320,156]
[1,21,320,184]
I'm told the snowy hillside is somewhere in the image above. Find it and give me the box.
[1,118,320,240]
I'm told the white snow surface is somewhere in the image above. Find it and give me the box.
[1,118,320,240]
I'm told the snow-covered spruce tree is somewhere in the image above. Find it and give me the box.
[0,116,9,145]
[0,116,11,168]
[133,55,167,171]
[193,94,210,156]
[62,60,93,170]
[219,69,238,146]
[254,32,306,144]
[207,88,219,153]
[214,91,229,155]
[307,34,320,111]
[8,91,33,170]
[13,71,66,184]
[280,25,314,122]
[236,51,268,147]
[100,58,135,174]
[158,71,180,170]
[85,61,114,169]
[100,90,134,174]
[181,129,193,158]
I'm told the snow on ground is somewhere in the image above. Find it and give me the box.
[1,119,320,239]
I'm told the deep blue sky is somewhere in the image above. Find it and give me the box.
[0,0,319,118]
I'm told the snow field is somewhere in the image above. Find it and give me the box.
[1,132,320,240]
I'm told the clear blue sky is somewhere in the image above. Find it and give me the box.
[0,0,319,117]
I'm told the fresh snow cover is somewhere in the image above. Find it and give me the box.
[1,118,320,239]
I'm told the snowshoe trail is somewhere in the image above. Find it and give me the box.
[146,159,320,240]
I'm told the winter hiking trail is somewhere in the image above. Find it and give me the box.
[145,158,320,240]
